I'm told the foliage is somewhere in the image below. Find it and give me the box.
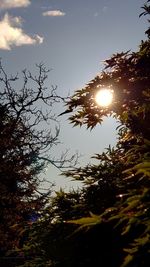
[13,2,150,267]
[58,2,150,267]
[0,61,77,257]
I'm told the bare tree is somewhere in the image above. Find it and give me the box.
[0,61,77,254]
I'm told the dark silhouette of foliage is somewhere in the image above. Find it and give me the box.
[60,3,150,267]
[16,2,150,267]
[0,62,77,258]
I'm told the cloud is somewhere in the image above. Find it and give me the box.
[0,0,30,9]
[42,10,66,17]
[0,13,43,50]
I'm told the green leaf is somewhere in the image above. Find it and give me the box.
[67,213,101,226]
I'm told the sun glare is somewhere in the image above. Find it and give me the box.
[95,88,113,107]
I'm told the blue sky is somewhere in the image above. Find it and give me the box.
[0,0,148,190]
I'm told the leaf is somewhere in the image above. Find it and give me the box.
[67,213,101,226]
[121,254,133,267]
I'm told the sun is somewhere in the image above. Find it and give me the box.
[95,88,113,107]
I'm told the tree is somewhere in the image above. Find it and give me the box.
[0,61,77,257]
[60,2,150,266]
[15,2,150,267]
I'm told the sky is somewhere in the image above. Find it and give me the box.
[0,0,148,190]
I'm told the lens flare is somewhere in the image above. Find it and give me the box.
[95,88,113,107]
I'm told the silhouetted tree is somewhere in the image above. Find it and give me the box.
[0,62,77,256]
[61,2,150,266]
[18,2,150,267]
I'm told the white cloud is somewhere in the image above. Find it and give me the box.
[42,10,66,17]
[0,13,43,50]
[0,0,30,9]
